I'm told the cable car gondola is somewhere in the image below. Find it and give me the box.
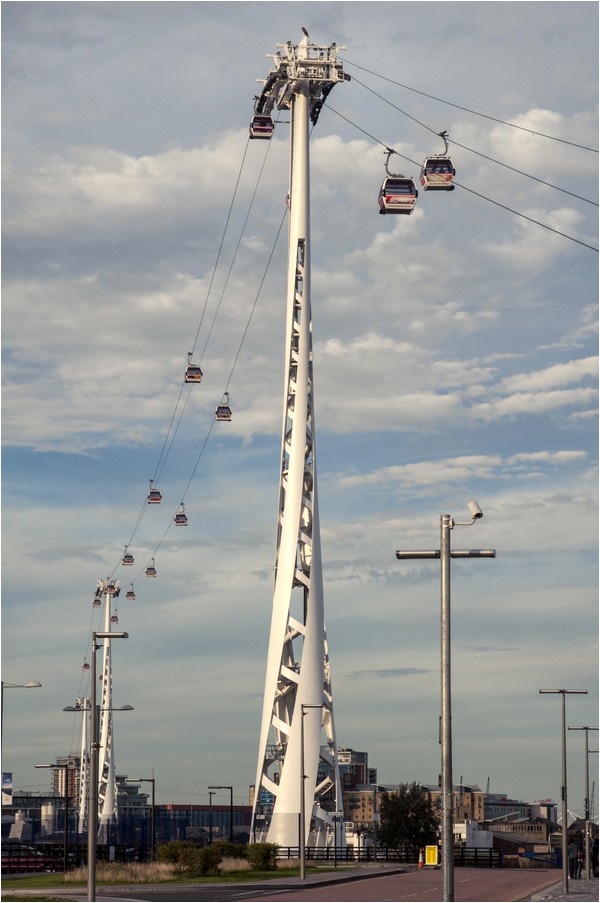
[82,659,90,672]
[126,585,136,601]
[145,559,157,577]
[122,547,134,566]
[148,479,162,504]
[174,503,188,526]
[420,131,455,191]
[184,351,203,384]
[215,392,232,421]
[106,580,119,596]
[111,612,119,624]
[378,149,417,215]
[249,113,274,140]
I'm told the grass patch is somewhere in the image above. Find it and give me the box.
[2,860,332,888]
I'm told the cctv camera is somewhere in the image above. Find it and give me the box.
[467,501,483,520]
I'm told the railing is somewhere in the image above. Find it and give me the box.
[277,846,414,863]
[518,851,561,869]
[453,848,503,868]
[1,842,144,874]
[276,846,547,869]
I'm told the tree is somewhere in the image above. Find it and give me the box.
[378,782,439,856]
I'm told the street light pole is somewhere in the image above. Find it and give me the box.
[568,725,598,880]
[35,762,73,873]
[87,630,128,903]
[396,502,495,903]
[300,704,324,881]
[208,786,233,843]
[539,689,588,895]
[208,791,215,844]
[126,774,156,860]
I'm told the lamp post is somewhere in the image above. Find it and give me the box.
[396,502,495,903]
[1,680,42,747]
[35,762,73,873]
[568,725,598,880]
[208,790,215,844]
[300,703,324,880]
[539,689,588,894]
[126,774,155,860]
[208,785,233,843]
[85,630,128,903]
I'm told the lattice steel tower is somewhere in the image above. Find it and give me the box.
[250,32,347,849]
[96,578,120,841]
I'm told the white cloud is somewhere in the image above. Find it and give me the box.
[499,356,598,393]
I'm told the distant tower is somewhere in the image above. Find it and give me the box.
[76,696,90,834]
[250,34,347,848]
[97,579,120,841]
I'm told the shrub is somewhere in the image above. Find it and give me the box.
[156,839,198,865]
[213,840,246,859]
[193,845,223,876]
[246,842,279,871]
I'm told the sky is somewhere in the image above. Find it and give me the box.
[2,2,598,817]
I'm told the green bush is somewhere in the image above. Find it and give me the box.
[246,843,279,871]
[213,840,246,859]
[192,845,223,876]
[155,840,222,876]
[156,840,198,864]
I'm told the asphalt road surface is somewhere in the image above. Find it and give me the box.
[94,868,561,902]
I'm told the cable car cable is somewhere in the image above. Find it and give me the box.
[190,137,252,362]
[110,138,258,570]
[341,58,599,153]
[108,134,283,580]
[140,208,288,569]
[325,105,598,252]
[455,182,599,252]
[198,130,277,364]
[350,76,598,207]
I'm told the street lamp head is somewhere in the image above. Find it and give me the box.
[63,703,133,711]
[3,680,42,689]
[467,501,483,520]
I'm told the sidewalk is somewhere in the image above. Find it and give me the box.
[530,876,599,901]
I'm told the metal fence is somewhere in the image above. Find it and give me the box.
[1,842,144,874]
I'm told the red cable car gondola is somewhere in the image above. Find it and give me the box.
[378,148,418,215]
[126,586,136,601]
[174,503,188,526]
[249,114,274,140]
[145,559,157,577]
[184,352,203,383]
[378,177,418,215]
[148,479,162,504]
[419,131,455,191]
[215,392,232,421]
[122,548,134,566]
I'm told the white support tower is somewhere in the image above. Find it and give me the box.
[251,33,348,849]
[96,578,120,841]
[76,696,90,834]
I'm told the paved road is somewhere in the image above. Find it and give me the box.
[238,868,561,902]
[4,868,588,903]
